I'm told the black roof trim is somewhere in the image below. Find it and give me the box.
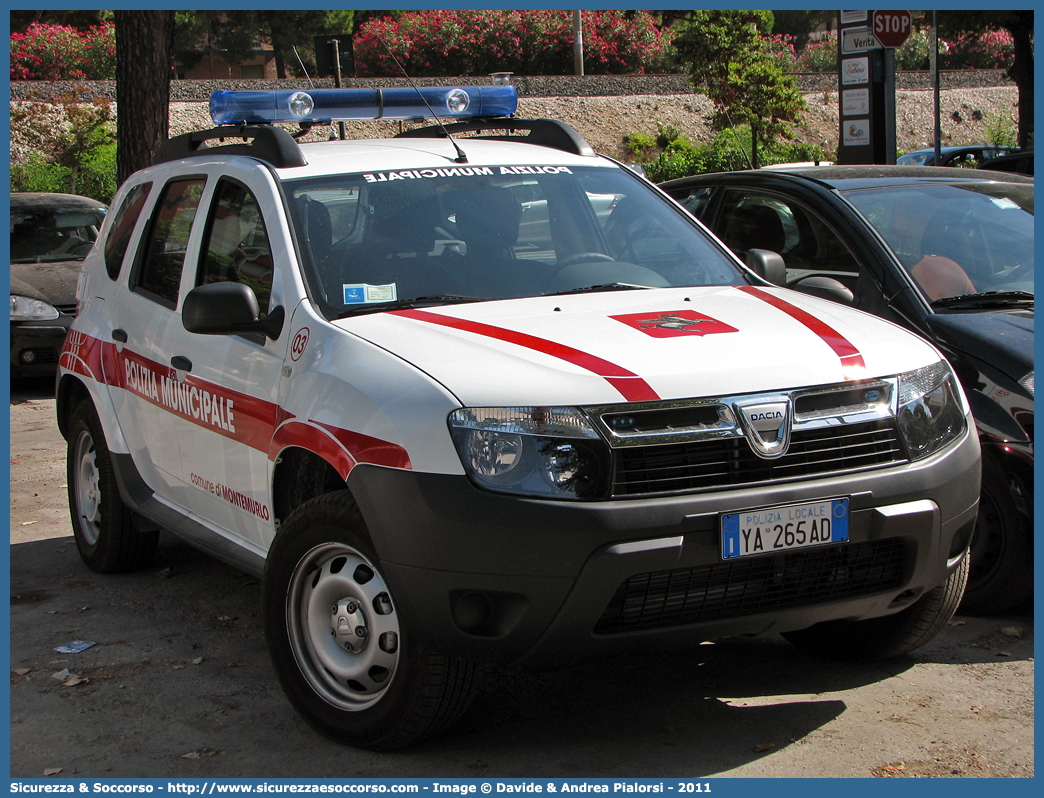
[154,126,307,169]
[395,118,595,157]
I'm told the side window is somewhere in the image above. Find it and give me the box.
[134,178,206,308]
[199,180,274,313]
[104,182,151,280]
[719,190,860,276]
[673,186,714,220]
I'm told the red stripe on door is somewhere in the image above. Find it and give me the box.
[391,308,661,402]
[60,332,410,473]
[738,286,866,375]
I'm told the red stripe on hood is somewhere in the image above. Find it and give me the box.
[738,286,866,374]
[391,308,660,402]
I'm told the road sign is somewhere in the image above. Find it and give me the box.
[873,10,912,48]
[842,27,881,54]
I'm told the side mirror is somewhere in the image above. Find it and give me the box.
[182,282,284,340]
[789,275,855,305]
[745,249,787,286]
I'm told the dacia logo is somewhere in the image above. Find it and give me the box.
[735,398,792,459]
[749,411,784,421]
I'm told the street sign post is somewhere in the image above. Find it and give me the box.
[837,10,903,165]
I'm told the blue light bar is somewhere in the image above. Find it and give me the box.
[209,86,518,126]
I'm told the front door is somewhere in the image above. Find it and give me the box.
[166,164,293,552]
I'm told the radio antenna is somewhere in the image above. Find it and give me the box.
[376,36,468,163]
[292,46,316,90]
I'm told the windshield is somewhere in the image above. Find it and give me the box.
[843,181,1033,302]
[285,164,744,319]
[896,151,930,166]
[10,204,106,264]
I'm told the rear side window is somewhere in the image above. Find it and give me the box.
[133,178,206,308]
[198,179,274,314]
[104,182,151,280]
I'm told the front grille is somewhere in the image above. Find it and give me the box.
[595,538,907,634]
[55,304,77,317]
[613,419,905,497]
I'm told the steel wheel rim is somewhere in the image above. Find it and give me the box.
[73,429,102,546]
[287,542,400,711]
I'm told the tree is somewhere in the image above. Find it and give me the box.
[114,11,175,186]
[938,11,1033,149]
[770,9,835,50]
[10,10,110,33]
[174,11,355,79]
[673,10,805,168]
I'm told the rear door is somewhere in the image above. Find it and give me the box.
[107,174,209,496]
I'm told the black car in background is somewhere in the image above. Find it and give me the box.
[979,151,1034,177]
[10,192,106,378]
[897,145,1018,168]
[661,166,1033,614]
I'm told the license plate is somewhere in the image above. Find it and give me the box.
[721,498,849,560]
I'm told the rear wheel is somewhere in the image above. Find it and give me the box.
[67,400,157,573]
[783,553,969,661]
[959,455,1032,615]
[262,490,475,750]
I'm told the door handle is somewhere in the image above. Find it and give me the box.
[170,356,192,372]
[112,328,128,343]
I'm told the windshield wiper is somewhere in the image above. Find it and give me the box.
[548,282,653,297]
[931,290,1034,309]
[335,294,484,318]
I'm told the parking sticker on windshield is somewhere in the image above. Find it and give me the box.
[343,283,398,304]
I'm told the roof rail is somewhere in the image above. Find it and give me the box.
[154,125,307,169]
[395,118,595,157]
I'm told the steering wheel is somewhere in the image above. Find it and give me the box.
[555,252,615,268]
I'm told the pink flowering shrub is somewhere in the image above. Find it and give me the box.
[763,33,800,71]
[354,10,672,77]
[10,22,116,81]
[796,33,838,72]
[787,27,1016,74]
[942,30,1015,70]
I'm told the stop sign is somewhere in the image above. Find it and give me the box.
[873,10,913,48]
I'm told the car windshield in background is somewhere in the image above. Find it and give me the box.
[285,165,743,319]
[10,205,106,264]
[843,182,1033,303]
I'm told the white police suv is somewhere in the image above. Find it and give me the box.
[58,84,980,749]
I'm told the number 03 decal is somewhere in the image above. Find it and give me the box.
[290,327,310,362]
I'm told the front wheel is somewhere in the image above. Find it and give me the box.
[959,455,1033,615]
[262,490,476,750]
[782,553,969,661]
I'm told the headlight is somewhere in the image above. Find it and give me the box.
[11,295,59,321]
[896,361,967,461]
[1019,370,1033,397]
[448,407,610,500]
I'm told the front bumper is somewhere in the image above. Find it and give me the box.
[10,318,72,377]
[348,425,980,670]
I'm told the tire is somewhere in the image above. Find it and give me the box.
[782,553,969,662]
[262,490,476,750]
[959,455,1033,615]
[67,400,158,573]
